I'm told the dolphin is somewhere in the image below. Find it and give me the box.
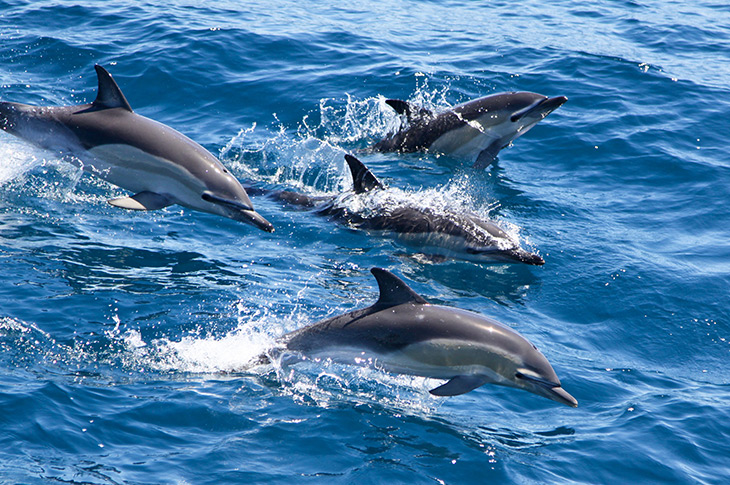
[257,268,577,407]
[372,92,567,169]
[0,65,273,231]
[248,154,544,265]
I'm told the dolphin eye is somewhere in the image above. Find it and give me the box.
[515,371,525,379]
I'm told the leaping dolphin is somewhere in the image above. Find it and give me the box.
[372,92,567,169]
[248,154,544,265]
[256,268,577,407]
[0,65,273,232]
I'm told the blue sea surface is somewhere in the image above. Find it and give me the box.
[1,0,729,483]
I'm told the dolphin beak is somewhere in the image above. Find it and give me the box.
[510,249,545,266]
[241,209,275,233]
[539,96,568,115]
[466,247,545,265]
[545,385,578,408]
[517,372,578,407]
[499,248,545,265]
[202,191,254,211]
[202,192,274,232]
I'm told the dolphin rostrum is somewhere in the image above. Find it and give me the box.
[249,154,544,265]
[372,92,567,169]
[0,65,273,231]
[257,268,577,407]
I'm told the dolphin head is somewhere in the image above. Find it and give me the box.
[508,93,568,126]
[451,318,576,407]
[466,246,545,265]
[200,172,274,232]
[456,92,567,144]
[463,216,545,265]
[511,349,578,407]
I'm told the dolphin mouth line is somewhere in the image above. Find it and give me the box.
[516,372,578,407]
[466,247,545,265]
[516,372,558,388]
[201,191,254,212]
[201,192,274,232]
[510,96,568,123]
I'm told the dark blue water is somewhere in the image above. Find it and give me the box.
[2,1,729,483]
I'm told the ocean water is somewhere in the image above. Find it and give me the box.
[1,0,729,482]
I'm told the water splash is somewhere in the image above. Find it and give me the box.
[218,88,532,257]
[0,136,45,186]
[219,78,459,190]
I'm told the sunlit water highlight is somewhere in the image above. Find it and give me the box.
[1,1,729,483]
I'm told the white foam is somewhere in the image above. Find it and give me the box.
[0,134,45,185]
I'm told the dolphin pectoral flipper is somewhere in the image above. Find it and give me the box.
[108,191,173,210]
[472,140,503,169]
[429,375,492,396]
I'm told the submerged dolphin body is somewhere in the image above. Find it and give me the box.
[372,92,567,169]
[250,154,543,265]
[0,65,273,231]
[260,268,577,407]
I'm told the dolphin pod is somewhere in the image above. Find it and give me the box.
[249,154,544,265]
[2,64,576,407]
[372,92,567,168]
[256,268,577,407]
[0,65,273,231]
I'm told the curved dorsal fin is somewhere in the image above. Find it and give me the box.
[385,99,432,123]
[92,65,133,112]
[371,268,428,308]
[344,154,383,194]
[385,99,413,117]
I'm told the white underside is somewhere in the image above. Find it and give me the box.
[84,144,212,212]
[6,123,234,217]
[429,123,500,159]
[428,114,541,160]
[393,230,517,262]
[296,339,513,387]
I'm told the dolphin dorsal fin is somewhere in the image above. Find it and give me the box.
[385,99,412,117]
[344,154,383,194]
[385,99,432,123]
[371,268,428,308]
[92,65,133,112]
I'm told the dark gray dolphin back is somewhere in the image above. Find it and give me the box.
[92,65,133,112]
